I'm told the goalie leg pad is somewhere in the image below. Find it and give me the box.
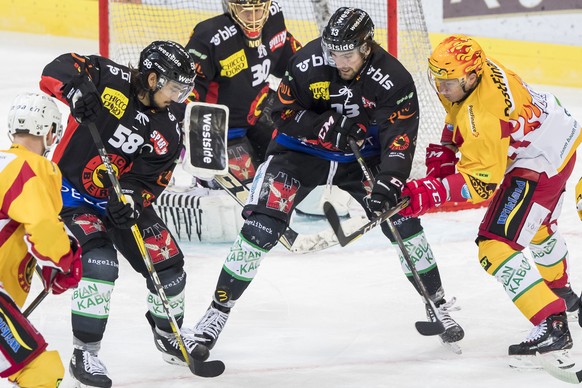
[72,245,118,343]
[0,288,49,378]
[478,239,565,325]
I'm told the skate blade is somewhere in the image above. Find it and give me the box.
[509,350,574,370]
[566,310,579,323]
[439,338,462,355]
[70,375,112,388]
[161,353,188,367]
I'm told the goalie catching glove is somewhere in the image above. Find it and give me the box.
[400,177,447,218]
[425,143,458,178]
[316,111,366,152]
[40,236,83,295]
[62,72,102,123]
[365,175,404,214]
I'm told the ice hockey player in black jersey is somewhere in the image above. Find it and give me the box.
[190,7,465,357]
[185,0,301,185]
[40,41,207,387]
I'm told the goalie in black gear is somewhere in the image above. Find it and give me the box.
[185,0,301,186]
[189,7,464,356]
[40,40,209,387]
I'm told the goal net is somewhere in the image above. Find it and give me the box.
[99,0,445,180]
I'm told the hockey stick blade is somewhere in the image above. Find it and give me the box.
[190,356,226,378]
[323,198,409,247]
[415,320,445,336]
[537,351,582,384]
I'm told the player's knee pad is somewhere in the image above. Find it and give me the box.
[0,288,48,379]
[530,229,569,287]
[391,229,443,300]
[146,266,186,330]
[8,350,63,388]
[380,213,422,241]
[221,214,283,285]
[478,239,560,321]
[72,245,119,343]
[240,213,287,250]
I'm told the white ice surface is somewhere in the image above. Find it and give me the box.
[1,32,582,388]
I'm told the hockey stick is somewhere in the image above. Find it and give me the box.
[23,267,49,318]
[337,138,444,336]
[214,172,366,253]
[87,122,224,377]
[537,351,582,384]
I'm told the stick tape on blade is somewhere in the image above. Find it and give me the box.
[183,102,229,179]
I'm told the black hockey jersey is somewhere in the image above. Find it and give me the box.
[271,37,420,182]
[40,53,183,209]
[185,1,301,128]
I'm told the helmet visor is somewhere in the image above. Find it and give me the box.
[321,41,363,68]
[158,76,194,103]
[427,68,463,94]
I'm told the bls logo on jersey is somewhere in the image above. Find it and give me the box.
[366,66,394,91]
[211,25,238,46]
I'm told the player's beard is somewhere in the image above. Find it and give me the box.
[338,67,357,81]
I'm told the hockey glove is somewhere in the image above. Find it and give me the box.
[41,236,83,295]
[425,143,458,179]
[365,175,404,214]
[400,177,447,218]
[62,73,102,123]
[576,178,582,221]
[317,112,367,152]
[106,193,141,229]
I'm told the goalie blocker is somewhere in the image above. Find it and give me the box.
[183,102,229,180]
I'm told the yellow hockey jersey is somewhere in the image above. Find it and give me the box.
[0,144,71,306]
[439,58,582,203]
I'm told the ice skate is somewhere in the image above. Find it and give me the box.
[69,347,112,388]
[508,312,573,369]
[192,303,230,350]
[553,286,581,322]
[426,297,464,354]
[146,312,210,366]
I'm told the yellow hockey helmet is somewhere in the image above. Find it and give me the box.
[428,35,485,80]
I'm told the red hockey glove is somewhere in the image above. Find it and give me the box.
[400,177,447,218]
[62,73,102,123]
[316,112,367,152]
[425,143,458,179]
[41,236,83,295]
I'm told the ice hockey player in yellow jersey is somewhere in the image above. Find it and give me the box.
[401,34,582,368]
[0,93,82,387]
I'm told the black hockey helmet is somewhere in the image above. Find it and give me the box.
[139,40,196,103]
[321,7,374,53]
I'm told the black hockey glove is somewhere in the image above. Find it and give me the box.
[366,174,405,214]
[106,193,142,229]
[62,73,102,123]
[316,112,367,152]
